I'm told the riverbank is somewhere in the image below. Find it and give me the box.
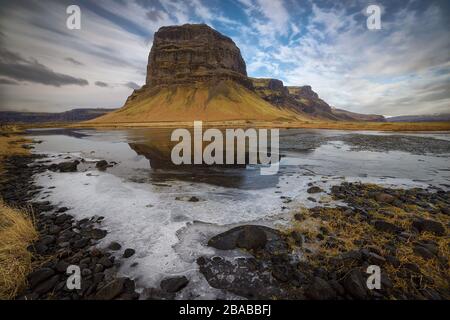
[5,119,450,132]
[0,132,143,299]
[198,183,450,299]
[1,129,449,300]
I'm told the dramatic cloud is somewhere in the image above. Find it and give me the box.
[65,57,84,66]
[95,81,110,88]
[0,78,19,85]
[124,81,141,89]
[0,49,89,87]
[0,0,448,115]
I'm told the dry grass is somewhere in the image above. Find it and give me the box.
[284,188,450,298]
[0,131,40,299]
[0,200,38,299]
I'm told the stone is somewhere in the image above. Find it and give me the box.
[208,225,276,250]
[305,277,337,300]
[28,268,55,288]
[96,160,109,170]
[236,226,267,250]
[412,219,445,236]
[90,229,107,240]
[94,278,134,300]
[73,238,89,249]
[375,192,395,204]
[373,220,400,233]
[413,245,434,260]
[160,276,189,293]
[55,260,70,273]
[307,186,323,194]
[342,269,367,299]
[34,275,60,295]
[98,257,113,268]
[40,235,56,246]
[108,242,122,251]
[123,248,135,258]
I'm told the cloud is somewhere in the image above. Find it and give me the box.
[124,81,141,89]
[0,78,19,85]
[65,57,84,66]
[146,10,164,21]
[95,81,110,88]
[0,48,89,87]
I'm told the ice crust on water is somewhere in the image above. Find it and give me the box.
[29,130,443,298]
[33,162,429,295]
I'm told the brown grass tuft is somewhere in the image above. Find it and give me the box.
[0,200,38,299]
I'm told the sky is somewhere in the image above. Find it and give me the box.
[0,0,449,116]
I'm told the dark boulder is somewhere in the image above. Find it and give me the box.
[160,276,189,293]
[412,218,445,236]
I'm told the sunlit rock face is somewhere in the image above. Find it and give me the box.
[146,24,252,89]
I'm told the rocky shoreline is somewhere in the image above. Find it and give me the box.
[196,183,449,300]
[0,153,188,300]
[1,148,449,300]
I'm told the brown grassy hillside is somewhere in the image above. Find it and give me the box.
[89,81,303,123]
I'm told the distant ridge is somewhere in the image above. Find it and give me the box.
[387,113,450,122]
[0,108,117,124]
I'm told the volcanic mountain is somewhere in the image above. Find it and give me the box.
[92,24,383,123]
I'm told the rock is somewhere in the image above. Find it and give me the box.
[375,192,395,204]
[188,196,199,202]
[94,278,134,300]
[123,248,135,258]
[73,238,89,249]
[28,268,55,289]
[160,276,189,293]
[90,229,107,240]
[33,242,48,254]
[236,226,267,250]
[402,263,421,273]
[55,207,69,214]
[50,160,79,172]
[142,287,175,300]
[342,269,367,299]
[305,277,336,300]
[208,225,276,250]
[39,235,56,246]
[373,220,400,233]
[98,257,113,268]
[290,231,303,247]
[108,242,122,251]
[34,275,60,295]
[48,225,61,235]
[146,24,250,88]
[413,245,434,260]
[94,264,104,273]
[412,219,445,236]
[55,260,70,273]
[54,213,71,224]
[307,186,323,194]
[96,160,109,170]
[367,252,386,265]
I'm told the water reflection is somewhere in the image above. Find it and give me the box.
[126,128,281,189]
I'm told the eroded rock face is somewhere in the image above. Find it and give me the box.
[146,24,251,88]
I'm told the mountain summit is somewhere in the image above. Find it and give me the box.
[92,24,383,123]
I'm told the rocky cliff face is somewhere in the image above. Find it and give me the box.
[250,78,339,119]
[93,24,384,123]
[146,24,251,88]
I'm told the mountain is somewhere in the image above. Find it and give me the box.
[0,108,117,124]
[90,24,383,124]
[386,114,450,122]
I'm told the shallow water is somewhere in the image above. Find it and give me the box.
[27,127,450,298]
